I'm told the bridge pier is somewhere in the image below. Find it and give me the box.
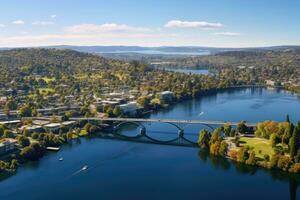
[178,129,184,137]
[139,127,146,135]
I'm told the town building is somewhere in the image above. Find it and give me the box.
[0,139,17,156]
[44,123,61,133]
[120,101,137,116]
[19,125,43,133]
[160,91,174,102]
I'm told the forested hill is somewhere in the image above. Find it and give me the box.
[0,48,131,75]
[207,48,300,68]
[155,48,300,69]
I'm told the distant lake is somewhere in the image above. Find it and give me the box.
[1,88,300,200]
[164,68,210,75]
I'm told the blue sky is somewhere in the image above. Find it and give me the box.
[0,0,300,47]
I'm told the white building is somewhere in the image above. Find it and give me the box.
[160,91,174,102]
[120,102,137,115]
[266,80,276,86]
[44,123,61,132]
[0,139,17,155]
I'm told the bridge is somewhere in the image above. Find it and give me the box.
[22,116,256,148]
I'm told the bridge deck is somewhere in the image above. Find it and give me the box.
[23,117,256,127]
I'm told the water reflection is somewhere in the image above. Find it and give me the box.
[197,150,300,200]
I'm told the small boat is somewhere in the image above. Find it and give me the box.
[59,157,64,161]
[82,165,88,171]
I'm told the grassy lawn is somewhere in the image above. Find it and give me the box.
[239,136,275,159]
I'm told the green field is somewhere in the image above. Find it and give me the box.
[239,137,275,159]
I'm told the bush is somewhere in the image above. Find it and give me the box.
[277,155,292,171]
[289,163,300,173]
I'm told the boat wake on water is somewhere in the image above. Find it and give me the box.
[66,145,137,179]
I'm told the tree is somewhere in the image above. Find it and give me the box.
[210,142,220,155]
[210,128,222,145]
[289,125,300,157]
[113,106,122,117]
[23,128,30,137]
[197,129,210,149]
[3,130,14,138]
[270,133,280,147]
[277,155,292,171]
[31,132,39,140]
[237,121,248,134]
[17,135,30,147]
[245,150,256,165]
[237,146,250,163]
[223,124,232,137]
[218,141,228,156]
[0,125,5,137]
[18,104,33,117]
[137,96,150,108]
[286,114,290,123]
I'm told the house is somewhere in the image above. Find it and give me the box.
[120,102,137,116]
[0,139,17,156]
[0,120,21,127]
[266,80,275,86]
[44,123,61,133]
[101,100,119,107]
[19,125,43,133]
[61,121,76,129]
[0,113,7,120]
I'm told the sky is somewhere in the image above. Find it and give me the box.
[0,0,300,48]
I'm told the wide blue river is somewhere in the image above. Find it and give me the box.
[1,87,300,200]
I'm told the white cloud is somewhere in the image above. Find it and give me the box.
[50,14,57,19]
[12,20,25,25]
[32,21,54,26]
[64,23,150,34]
[214,32,241,36]
[165,20,222,29]
[0,24,5,28]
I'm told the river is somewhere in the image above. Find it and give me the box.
[1,87,300,200]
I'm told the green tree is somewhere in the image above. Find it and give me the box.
[289,125,300,157]
[3,130,14,138]
[210,128,222,145]
[197,129,210,149]
[17,135,30,147]
[237,146,250,163]
[18,104,33,117]
[113,106,122,117]
[137,96,151,108]
[223,124,232,137]
[245,150,256,165]
[237,121,248,134]
[31,132,39,140]
[218,141,228,156]
[0,125,5,137]
[270,133,280,147]
[286,114,290,123]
